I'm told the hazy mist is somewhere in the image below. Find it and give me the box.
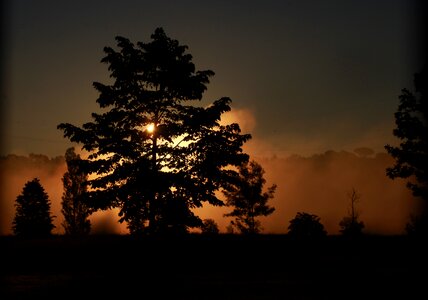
[0,150,415,235]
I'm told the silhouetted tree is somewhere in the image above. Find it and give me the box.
[223,160,276,234]
[201,218,219,235]
[385,66,428,234]
[58,28,250,235]
[339,188,365,237]
[288,212,327,239]
[61,147,91,235]
[12,178,55,237]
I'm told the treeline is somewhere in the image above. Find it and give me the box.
[6,28,427,238]
[10,150,366,239]
[2,149,410,237]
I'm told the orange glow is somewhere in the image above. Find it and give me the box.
[0,151,416,235]
[147,123,155,133]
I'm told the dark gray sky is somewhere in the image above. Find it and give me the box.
[2,0,423,158]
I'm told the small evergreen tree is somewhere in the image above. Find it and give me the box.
[61,147,91,235]
[223,160,276,234]
[12,178,55,237]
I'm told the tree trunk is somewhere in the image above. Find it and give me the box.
[148,124,158,234]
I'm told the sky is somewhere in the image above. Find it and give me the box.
[0,0,426,235]
[1,0,424,158]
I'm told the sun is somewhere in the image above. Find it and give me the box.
[147,123,155,133]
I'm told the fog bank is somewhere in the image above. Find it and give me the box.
[0,150,416,235]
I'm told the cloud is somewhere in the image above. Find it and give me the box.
[220,107,256,133]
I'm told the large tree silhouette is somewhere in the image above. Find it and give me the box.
[12,178,55,237]
[61,147,91,235]
[385,67,428,233]
[223,160,276,234]
[58,28,251,235]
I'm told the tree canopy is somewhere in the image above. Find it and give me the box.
[58,28,251,235]
[385,66,428,233]
[385,67,428,199]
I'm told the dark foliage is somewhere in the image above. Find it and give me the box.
[61,147,91,235]
[12,178,55,237]
[385,66,428,235]
[57,28,251,235]
[339,217,365,237]
[385,67,428,199]
[223,160,276,234]
[288,212,327,239]
[201,218,220,235]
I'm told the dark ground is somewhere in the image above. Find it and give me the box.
[1,234,427,300]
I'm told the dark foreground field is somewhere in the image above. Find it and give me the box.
[1,234,427,300]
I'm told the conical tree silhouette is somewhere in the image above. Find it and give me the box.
[12,178,55,237]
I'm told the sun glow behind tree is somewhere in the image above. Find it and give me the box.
[58,28,251,235]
